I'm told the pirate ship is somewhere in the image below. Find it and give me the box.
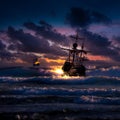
[62,32,89,76]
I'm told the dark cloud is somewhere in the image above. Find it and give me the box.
[0,51,14,60]
[77,29,111,54]
[0,40,6,50]
[0,20,70,66]
[77,29,120,62]
[7,26,49,53]
[8,43,23,51]
[66,7,111,28]
[110,36,120,61]
[7,26,66,57]
[0,39,14,60]
[23,20,68,46]
[112,36,120,47]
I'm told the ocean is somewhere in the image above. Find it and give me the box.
[0,66,120,120]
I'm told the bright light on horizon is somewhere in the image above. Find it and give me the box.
[54,68,64,75]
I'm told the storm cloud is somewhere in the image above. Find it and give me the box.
[66,7,111,28]
[77,29,120,62]
[7,25,66,58]
[0,39,14,60]
[0,40,6,50]
[23,21,68,46]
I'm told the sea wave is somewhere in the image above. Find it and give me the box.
[0,75,120,86]
[75,95,120,105]
[1,81,120,98]
[1,93,120,105]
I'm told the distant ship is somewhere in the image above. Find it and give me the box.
[30,57,41,71]
[33,58,40,67]
[62,32,89,76]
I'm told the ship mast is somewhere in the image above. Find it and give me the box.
[70,32,85,66]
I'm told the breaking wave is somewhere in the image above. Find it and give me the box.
[0,75,120,85]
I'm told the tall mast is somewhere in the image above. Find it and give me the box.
[70,32,85,64]
[70,32,83,44]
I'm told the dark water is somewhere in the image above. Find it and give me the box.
[0,67,120,120]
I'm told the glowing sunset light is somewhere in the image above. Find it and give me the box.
[50,65,63,75]
[49,66,68,78]
[15,58,27,64]
[51,68,73,79]
[45,58,64,64]
[54,68,64,75]
[88,55,111,61]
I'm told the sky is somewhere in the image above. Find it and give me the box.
[0,0,120,68]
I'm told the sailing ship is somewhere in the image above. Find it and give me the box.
[33,58,40,67]
[62,32,89,76]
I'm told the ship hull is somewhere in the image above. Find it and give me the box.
[69,66,86,76]
[62,62,86,76]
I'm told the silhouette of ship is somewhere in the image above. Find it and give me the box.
[62,32,89,76]
[33,58,40,67]
[31,57,41,71]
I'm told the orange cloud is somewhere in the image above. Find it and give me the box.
[15,58,27,64]
[88,55,111,61]
[45,58,64,64]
